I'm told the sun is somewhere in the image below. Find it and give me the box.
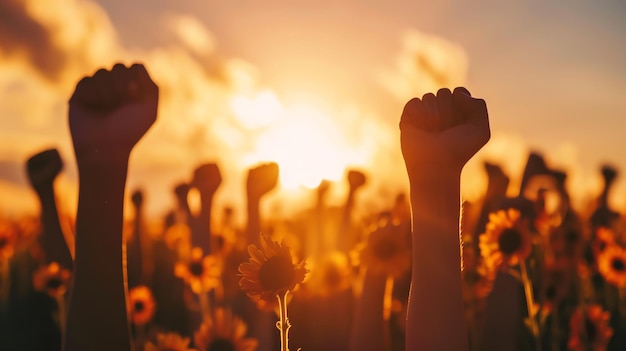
[232,91,351,190]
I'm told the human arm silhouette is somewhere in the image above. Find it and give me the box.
[190,163,222,253]
[26,148,74,270]
[64,63,158,351]
[400,87,490,351]
[245,162,278,245]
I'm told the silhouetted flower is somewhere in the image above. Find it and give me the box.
[175,247,221,294]
[194,308,258,351]
[479,208,532,270]
[567,304,613,351]
[238,235,307,302]
[360,221,411,278]
[145,332,197,351]
[32,262,71,298]
[129,285,157,327]
[597,244,626,288]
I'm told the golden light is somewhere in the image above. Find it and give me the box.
[238,98,351,190]
[230,90,283,129]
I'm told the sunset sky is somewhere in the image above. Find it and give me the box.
[1,0,625,223]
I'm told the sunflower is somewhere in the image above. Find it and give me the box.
[567,304,613,351]
[129,285,157,326]
[194,308,258,351]
[175,247,222,294]
[591,227,616,261]
[32,261,71,298]
[360,220,411,278]
[597,244,626,288]
[145,332,198,351]
[479,208,532,270]
[238,235,307,302]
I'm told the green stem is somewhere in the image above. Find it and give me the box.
[520,260,541,351]
[276,290,293,351]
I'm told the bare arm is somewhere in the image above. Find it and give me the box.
[401,87,490,351]
[190,163,222,253]
[245,163,278,245]
[26,148,74,270]
[64,63,158,351]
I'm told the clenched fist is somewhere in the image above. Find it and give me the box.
[400,87,490,178]
[69,63,158,166]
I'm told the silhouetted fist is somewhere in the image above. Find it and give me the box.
[246,162,279,200]
[131,189,144,208]
[347,169,367,192]
[192,163,222,196]
[400,87,490,177]
[26,149,63,191]
[69,63,158,164]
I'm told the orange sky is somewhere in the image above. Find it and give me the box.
[1,0,625,223]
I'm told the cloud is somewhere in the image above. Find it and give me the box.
[378,29,469,100]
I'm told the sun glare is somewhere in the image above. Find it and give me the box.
[234,95,350,190]
[230,90,283,129]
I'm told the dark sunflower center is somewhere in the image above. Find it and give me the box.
[0,238,7,248]
[258,255,295,291]
[189,261,204,277]
[498,228,522,255]
[585,317,597,342]
[208,338,236,351]
[46,278,63,290]
[611,258,626,272]
[134,301,145,312]
[374,239,398,260]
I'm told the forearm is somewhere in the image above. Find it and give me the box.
[407,171,468,351]
[193,193,213,253]
[37,186,73,270]
[246,196,261,245]
[65,162,131,351]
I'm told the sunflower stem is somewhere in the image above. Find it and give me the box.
[276,290,293,351]
[520,260,541,351]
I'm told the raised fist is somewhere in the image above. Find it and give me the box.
[26,148,63,191]
[347,169,367,192]
[191,163,222,196]
[400,87,490,177]
[69,63,158,165]
[246,162,279,201]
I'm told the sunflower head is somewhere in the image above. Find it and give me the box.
[129,285,157,326]
[597,244,626,288]
[359,220,411,278]
[479,208,533,270]
[194,308,258,351]
[567,304,613,351]
[238,235,307,302]
[32,262,71,298]
[144,332,198,351]
[175,247,222,294]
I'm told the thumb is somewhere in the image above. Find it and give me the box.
[452,87,490,132]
